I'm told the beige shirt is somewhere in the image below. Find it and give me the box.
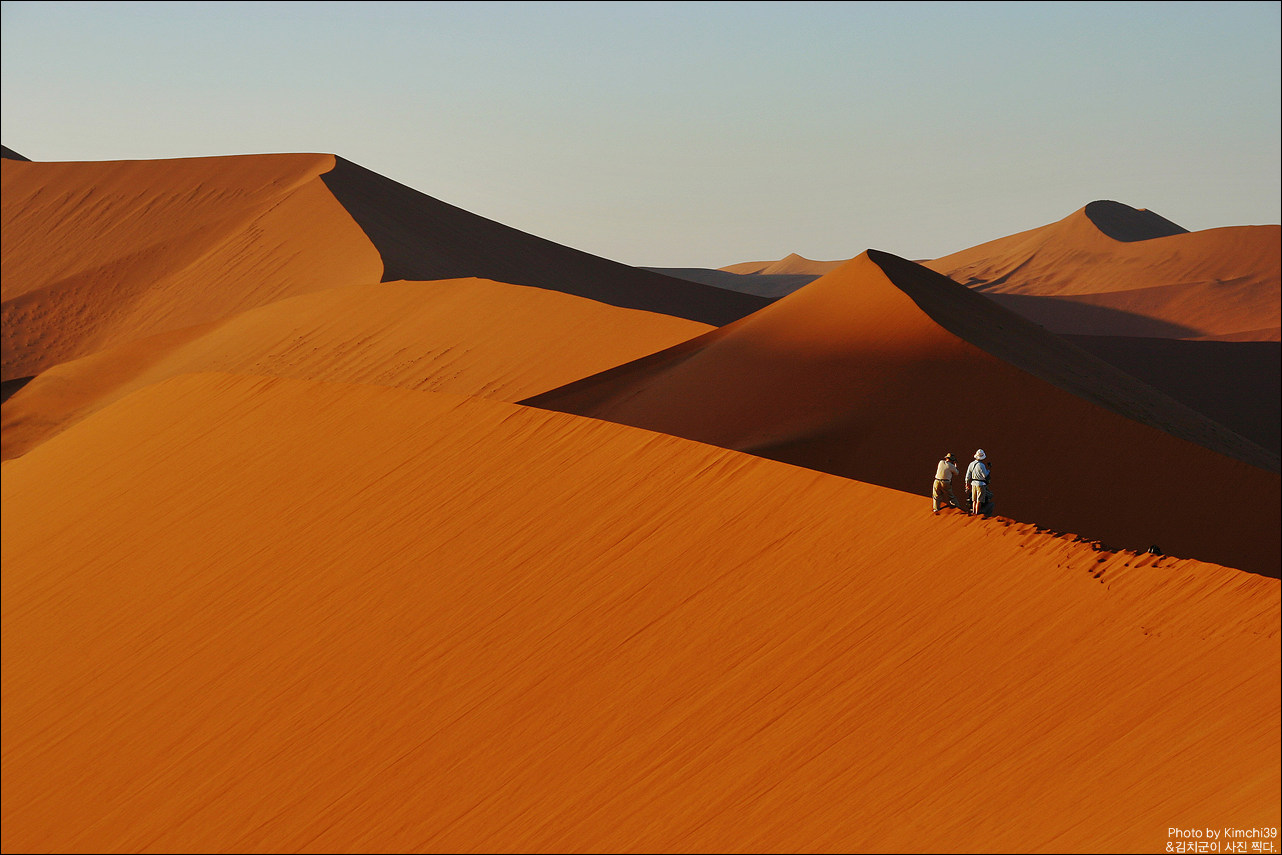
[935,459,959,481]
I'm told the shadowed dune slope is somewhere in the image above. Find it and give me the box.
[644,266,818,299]
[319,157,770,326]
[3,372,1277,854]
[1062,335,1281,454]
[1,145,30,161]
[924,201,1280,340]
[1,154,384,381]
[0,277,709,460]
[526,251,1280,576]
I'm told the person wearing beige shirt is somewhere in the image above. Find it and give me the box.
[932,452,961,514]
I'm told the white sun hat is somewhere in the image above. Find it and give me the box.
[974,449,986,460]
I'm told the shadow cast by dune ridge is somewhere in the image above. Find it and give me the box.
[1063,335,1282,454]
[1083,200,1189,242]
[319,158,770,327]
[0,376,34,404]
[525,250,1280,576]
[982,292,1203,338]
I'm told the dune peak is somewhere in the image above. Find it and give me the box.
[1082,200,1189,242]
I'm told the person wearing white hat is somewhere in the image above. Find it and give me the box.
[965,449,992,516]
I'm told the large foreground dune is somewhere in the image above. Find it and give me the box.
[4,372,1277,853]
[527,251,1280,576]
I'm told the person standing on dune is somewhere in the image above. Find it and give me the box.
[966,449,992,516]
[932,452,961,514]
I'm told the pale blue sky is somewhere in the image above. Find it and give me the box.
[3,1,1279,267]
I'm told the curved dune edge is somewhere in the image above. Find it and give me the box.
[319,156,770,326]
[1,154,385,381]
[0,277,710,460]
[525,251,1280,576]
[2,372,1277,853]
[923,203,1279,341]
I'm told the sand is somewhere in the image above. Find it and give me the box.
[1,277,709,460]
[3,372,1277,853]
[2,152,1278,853]
[924,200,1280,341]
[526,251,1280,576]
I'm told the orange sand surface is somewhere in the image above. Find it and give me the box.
[925,201,1280,341]
[1,154,383,381]
[4,372,1278,854]
[1,153,761,390]
[527,251,1280,576]
[0,277,708,459]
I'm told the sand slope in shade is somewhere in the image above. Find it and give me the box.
[0,277,709,459]
[319,156,770,326]
[924,200,1280,340]
[1,154,384,381]
[526,251,1280,576]
[1061,335,1281,455]
[3,372,1277,854]
[643,266,815,299]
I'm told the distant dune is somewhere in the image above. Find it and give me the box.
[719,252,849,276]
[924,200,1280,340]
[527,250,1279,575]
[3,372,1276,853]
[643,266,814,299]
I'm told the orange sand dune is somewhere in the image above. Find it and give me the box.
[720,251,848,276]
[527,251,1280,576]
[1,154,383,381]
[2,154,762,387]
[3,372,1277,853]
[924,200,1280,340]
[0,277,708,459]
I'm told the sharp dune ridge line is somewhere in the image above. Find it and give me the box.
[526,250,1280,576]
[2,149,1280,852]
[0,153,385,381]
[2,373,1277,854]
